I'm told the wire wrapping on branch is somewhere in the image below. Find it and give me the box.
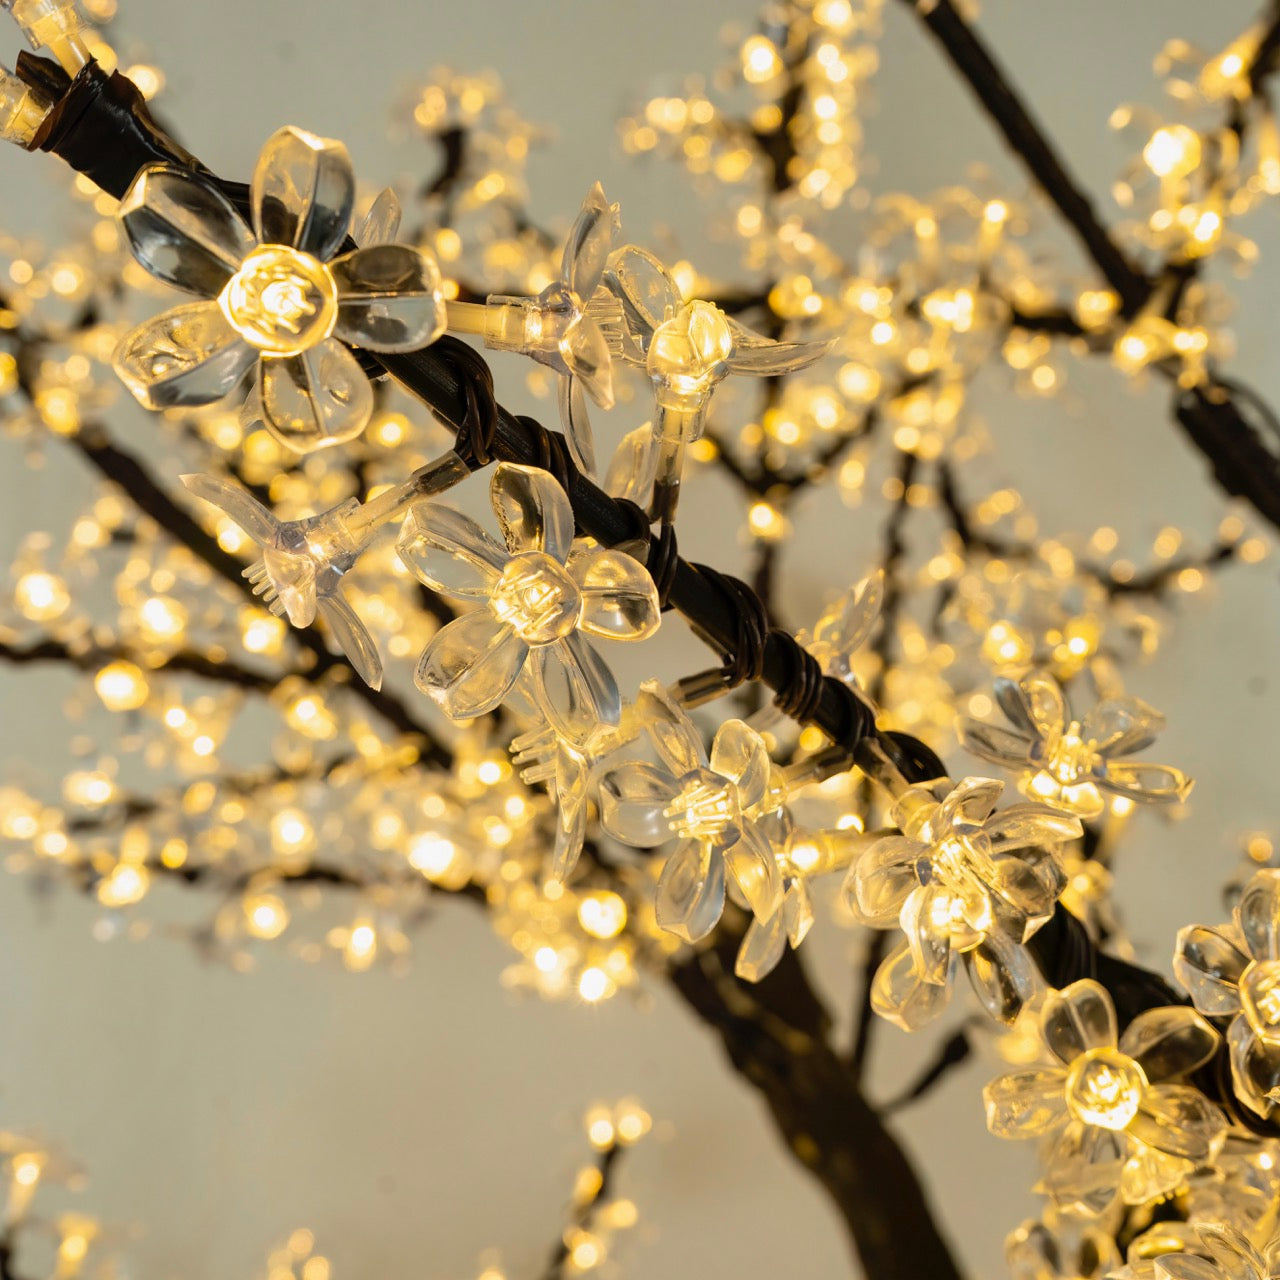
[436,336,498,468]
[769,629,826,723]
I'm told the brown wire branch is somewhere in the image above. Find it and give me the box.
[669,921,964,1280]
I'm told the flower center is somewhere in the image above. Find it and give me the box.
[490,552,581,644]
[219,245,338,356]
[647,300,733,397]
[1065,1047,1146,1130]
[665,766,740,844]
[1240,959,1280,1043]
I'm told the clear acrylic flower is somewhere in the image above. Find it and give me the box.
[957,670,1193,819]
[466,182,620,478]
[398,462,660,742]
[1110,1222,1280,1280]
[983,978,1224,1216]
[598,680,784,944]
[1005,1208,1121,1280]
[735,864,815,983]
[113,125,447,452]
[510,707,640,883]
[595,245,832,519]
[1174,868,1280,1120]
[845,775,1081,1029]
[183,453,467,690]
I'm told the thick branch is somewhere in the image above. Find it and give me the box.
[669,926,964,1280]
[899,0,1150,315]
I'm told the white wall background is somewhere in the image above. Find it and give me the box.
[1,2,1279,1278]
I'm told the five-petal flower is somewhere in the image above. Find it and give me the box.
[467,182,620,478]
[1175,868,1280,1120]
[984,979,1224,1215]
[598,681,784,943]
[398,463,660,742]
[847,776,1081,1028]
[182,453,467,690]
[958,670,1192,819]
[1109,1223,1280,1280]
[114,125,446,452]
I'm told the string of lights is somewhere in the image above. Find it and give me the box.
[2,0,1280,1276]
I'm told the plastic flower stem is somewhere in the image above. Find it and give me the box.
[649,401,706,524]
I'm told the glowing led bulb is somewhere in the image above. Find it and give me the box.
[344,921,378,970]
[1064,1047,1146,1131]
[15,570,69,621]
[1142,125,1201,179]
[94,660,149,711]
[490,553,582,643]
[742,35,782,83]
[577,891,627,939]
[243,892,289,940]
[665,768,740,843]
[578,966,612,1002]
[138,595,187,643]
[218,245,338,356]
[97,861,149,907]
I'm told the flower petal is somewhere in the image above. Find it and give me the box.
[724,316,833,376]
[735,909,787,983]
[119,166,254,295]
[655,839,724,942]
[847,835,919,927]
[331,244,445,352]
[562,315,614,407]
[572,548,660,641]
[982,1068,1069,1139]
[871,939,952,1031]
[251,125,355,262]
[550,793,588,884]
[956,718,1035,771]
[984,803,1083,854]
[415,611,526,718]
[258,338,373,452]
[1101,762,1192,805]
[1038,1119,1124,1214]
[603,422,656,507]
[709,719,770,809]
[1173,923,1249,1016]
[1041,978,1117,1065]
[901,884,953,986]
[1120,1005,1221,1082]
[397,502,507,597]
[317,591,383,689]
[114,302,256,410]
[490,462,575,560]
[967,932,1039,1025]
[563,181,619,301]
[1237,869,1280,963]
[531,633,620,742]
[1229,1013,1280,1119]
[1081,696,1164,759]
[634,679,705,775]
[603,244,682,354]
[1119,1142,1193,1207]
[559,374,597,479]
[997,670,1067,740]
[937,776,1003,830]
[784,881,814,948]
[1128,1084,1225,1163]
[724,823,783,923]
[356,186,402,249]
[599,761,678,847]
[180,472,279,546]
